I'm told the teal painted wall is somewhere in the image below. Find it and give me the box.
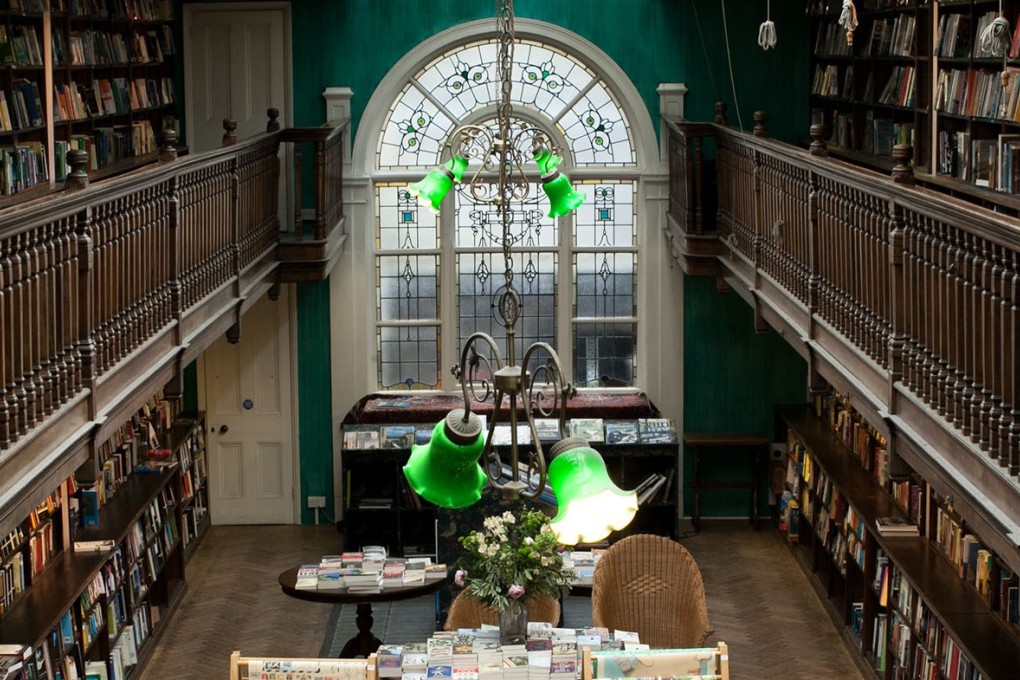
[682,276,808,518]
[277,0,811,522]
[296,280,334,524]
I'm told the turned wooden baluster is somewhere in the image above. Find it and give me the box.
[946,228,962,430]
[39,223,57,416]
[293,144,303,241]
[987,245,1004,458]
[76,206,96,420]
[0,238,9,446]
[961,232,978,437]
[933,219,950,413]
[223,118,237,146]
[160,128,178,162]
[888,202,906,406]
[978,239,995,451]
[922,221,937,408]
[1005,251,1020,473]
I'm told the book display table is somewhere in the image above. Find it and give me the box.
[278,567,447,657]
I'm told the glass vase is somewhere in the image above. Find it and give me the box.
[499,601,528,644]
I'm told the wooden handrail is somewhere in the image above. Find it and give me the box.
[666,115,1020,574]
[279,120,350,241]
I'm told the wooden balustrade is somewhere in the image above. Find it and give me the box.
[0,112,349,538]
[666,114,1020,573]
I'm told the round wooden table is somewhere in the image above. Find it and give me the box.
[277,567,447,657]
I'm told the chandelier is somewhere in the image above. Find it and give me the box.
[401,0,637,546]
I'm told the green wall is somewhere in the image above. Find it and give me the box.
[682,276,807,518]
[281,0,811,523]
[296,280,333,524]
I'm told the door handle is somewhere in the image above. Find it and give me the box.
[215,424,229,434]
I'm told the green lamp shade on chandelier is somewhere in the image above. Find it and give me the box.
[546,438,637,545]
[408,156,468,214]
[402,409,487,509]
[534,147,585,218]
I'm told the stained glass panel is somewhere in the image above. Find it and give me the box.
[378,255,439,322]
[574,252,635,319]
[378,84,455,168]
[377,185,439,250]
[574,182,635,248]
[572,322,636,387]
[379,325,440,389]
[455,181,557,249]
[457,250,556,375]
[379,39,632,169]
[557,82,634,165]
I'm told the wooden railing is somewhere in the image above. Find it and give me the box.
[0,112,349,537]
[665,116,1020,574]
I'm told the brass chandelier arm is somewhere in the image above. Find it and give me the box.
[454,331,506,415]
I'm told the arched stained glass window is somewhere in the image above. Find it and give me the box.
[374,34,638,391]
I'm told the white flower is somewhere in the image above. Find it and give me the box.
[541,555,554,566]
[523,536,534,545]
[502,511,515,523]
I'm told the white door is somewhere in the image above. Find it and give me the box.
[200,291,296,524]
[184,4,290,152]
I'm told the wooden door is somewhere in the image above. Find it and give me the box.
[183,4,289,151]
[200,292,296,524]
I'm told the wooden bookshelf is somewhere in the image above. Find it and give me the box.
[778,403,1020,679]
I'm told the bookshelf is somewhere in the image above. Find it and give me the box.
[0,0,179,203]
[808,0,933,171]
[0,385,201,680]
[339,419,680,556]
[776,400,1020,679]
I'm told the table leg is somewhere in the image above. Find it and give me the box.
[338,603,382,658]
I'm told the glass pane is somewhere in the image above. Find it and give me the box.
[415,41,500,121]
[377,185,438,250]
[377,254,439,321]
[378,84,454,168]
[514,42,592,117]
[572,322,636,387]
[574,252,635,318]
[455,179,556,249]
[379,325,440,389]
[574,182,635,248]
[457,251,556,376]
[558,82,635,165]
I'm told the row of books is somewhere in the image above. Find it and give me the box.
[53,25,174,67]
[49,0,175,20]
[863,14,916,58]
[936,67,1020,121]
[0,79,44,132]
[53,76,174,122]
[877,65,916,108]
[937,129,1020,193]
[342,419,677,449]
[0,24,42,67]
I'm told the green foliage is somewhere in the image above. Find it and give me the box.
[456,508,573,615]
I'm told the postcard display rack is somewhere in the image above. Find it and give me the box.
[775,393,1020,680]
[0,391,209,680]
[0,0,178,202]
[339,418,680,555]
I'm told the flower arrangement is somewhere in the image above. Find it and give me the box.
[455,508,573,616]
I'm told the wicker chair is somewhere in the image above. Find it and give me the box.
[591,534,713,648]
[444,588,561,630]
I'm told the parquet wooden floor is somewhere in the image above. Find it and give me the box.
[137,521,866,680]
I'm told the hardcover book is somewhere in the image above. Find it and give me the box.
[603,420,639,445]
[382,425,416,449]
[343,424,380,450]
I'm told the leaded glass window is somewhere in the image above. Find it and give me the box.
[374,35,639,391]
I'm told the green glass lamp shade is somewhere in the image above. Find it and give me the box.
[540,169,585,218]
[533,146,563,175]
[408,156,468,214]
[547,438,637,545]
[402,410,487,509]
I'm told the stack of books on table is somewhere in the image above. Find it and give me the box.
[295,552,446,592]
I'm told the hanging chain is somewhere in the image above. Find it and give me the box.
[496,0,519,363]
